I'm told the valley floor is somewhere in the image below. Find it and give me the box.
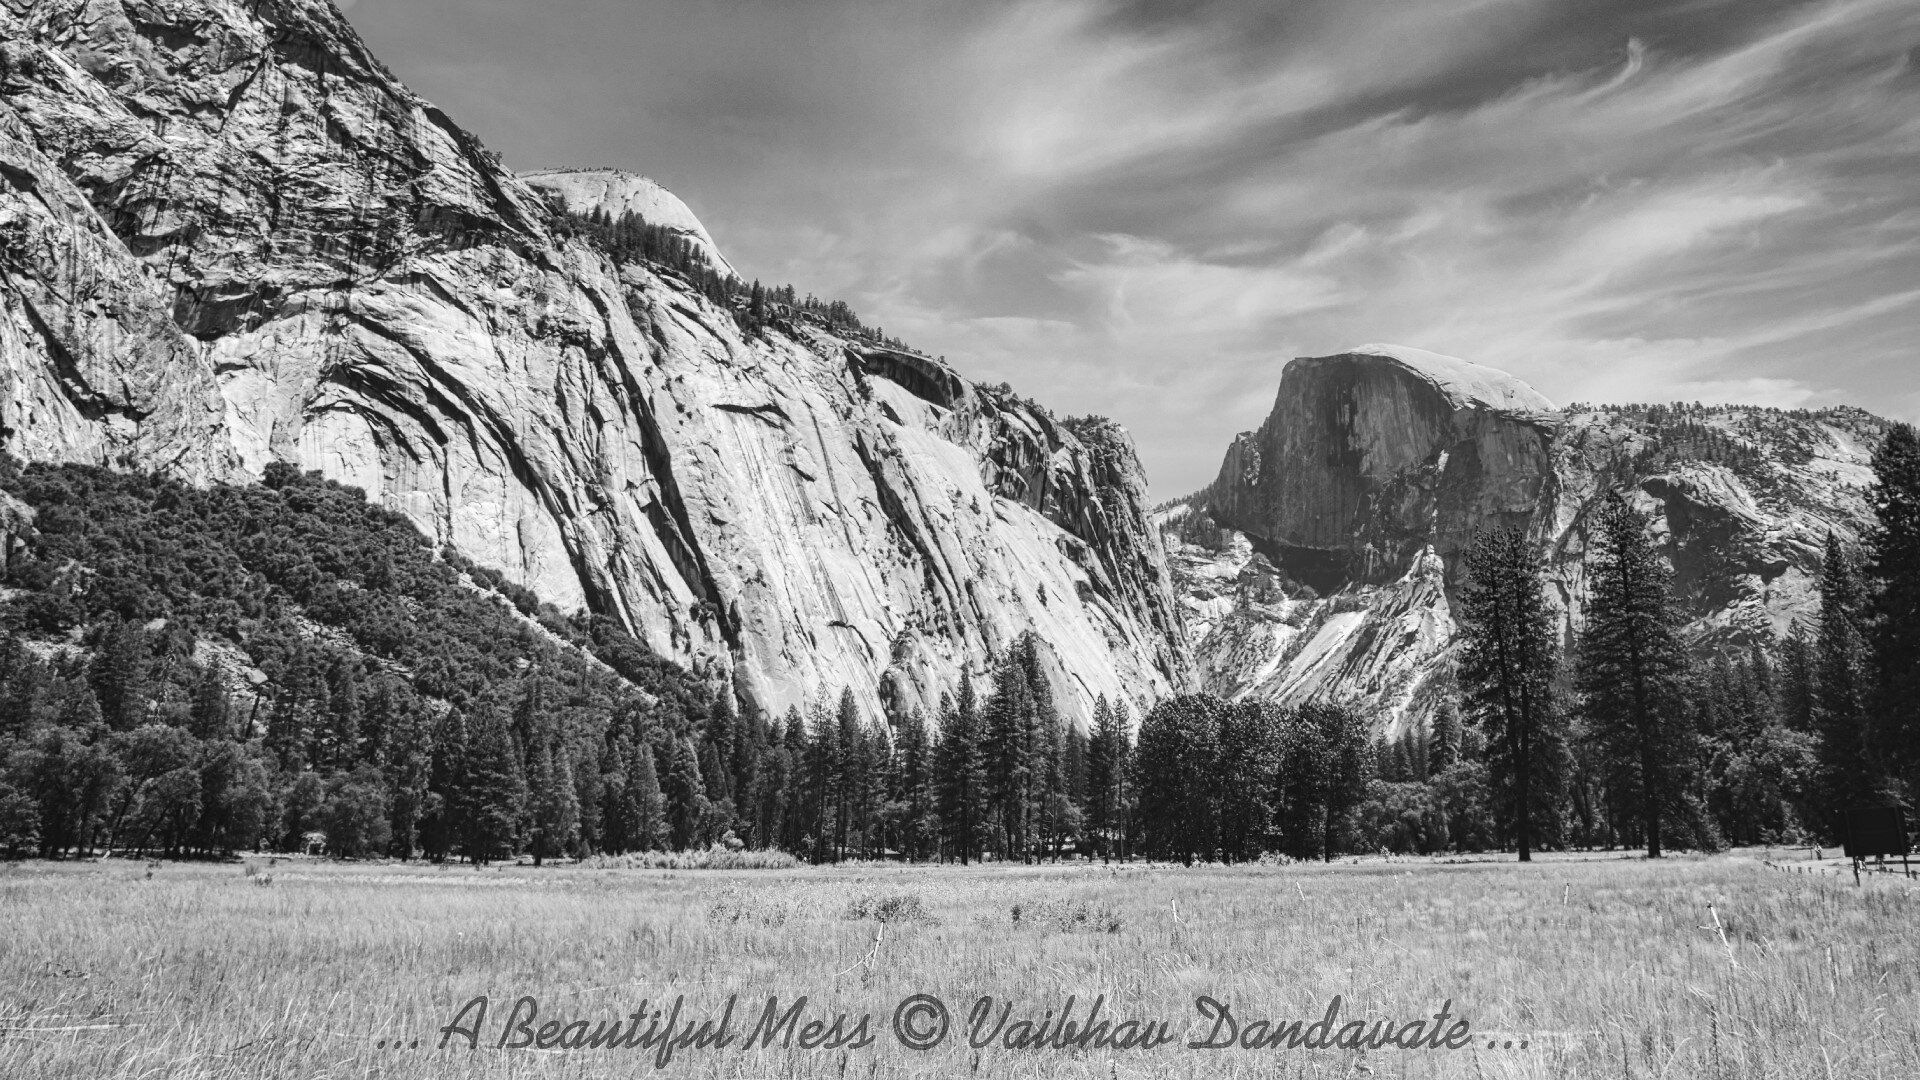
[2,851,1916,1078]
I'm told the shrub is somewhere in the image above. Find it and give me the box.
[705,885,794,926]
[844,891,934,924]
[1009,897,1122,934]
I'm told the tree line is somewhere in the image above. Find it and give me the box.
[546,203,913,352]
[1440,422,1920,857]
[0,459,716,863]
[4,422,1915,865]
[0,458,1366,866]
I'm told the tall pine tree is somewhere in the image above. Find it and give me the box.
[936,677,987,864]
[1813,533,1881,825]
[457,706,526,866]
[1575,492,1694,857]
[1457,527,1565,861]
[1869,423,1920,796]
[528,733,580,865]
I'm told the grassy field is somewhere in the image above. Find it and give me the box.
[3,850,1917,1079]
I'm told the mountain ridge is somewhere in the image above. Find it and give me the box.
[0,0,1187,727]
[1173,348,1886,735]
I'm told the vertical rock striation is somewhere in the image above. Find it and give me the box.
[0,0,1188,726]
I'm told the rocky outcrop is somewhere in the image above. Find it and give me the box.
[1538,404,1884,644]
[524,168,737,278]
[0,488,31,574]
[1210,345,1557,591]
[0,0,1187,725]
[1184,346,1885,736]
[1162,496,1456,737]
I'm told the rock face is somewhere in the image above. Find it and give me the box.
[1539,405,1884,645]
[523,169,737,279]
[0,0,1187,725]
[1211,345,1558,590]
[1181,345,1885,736]
[0,488,31,574]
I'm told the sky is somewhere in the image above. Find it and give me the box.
[341,0,1920,497]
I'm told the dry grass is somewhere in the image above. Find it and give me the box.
[2,850,1917,1078]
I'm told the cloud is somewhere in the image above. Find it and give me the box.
[344,0,1920,495]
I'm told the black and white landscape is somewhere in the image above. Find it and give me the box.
[2,2,1919,1078]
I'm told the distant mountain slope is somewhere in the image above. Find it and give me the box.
[0,0,1187,725]
[1172,347,1885,735]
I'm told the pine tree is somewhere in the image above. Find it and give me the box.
[1748,637,1777,707]
[697,740,735,840]
[748,279,767,330]
[362,677,401,768]
[383,691,432,858]
[0,636,44,742]
[1085,695,1118,856]
[894,706,935,860]
[777,706,809,853]
[510,676,553,773]
[323,656,362,770]
[1813,533,1880,828]
[1109,700,1134,858]
[1406,727,1430,783]
[1779,620,1817,732]
[984,648,1033,860]
[730,704,769,848]
[188,666,233,741]
[630,742,669,852]
[833,689,862,858]
[1429,700,1461,773]
[419,708,468,861]
[1063,721,1089,812]
[704,689,740,803]
[90,618,149,731]
[1023,640,1066,860]
[803,698,840,862]
[1869,423,1920,793]
[1458,528,1565,861]
[528,735,580,865]
[1575,492,1695,858]
[663,736,708,851]
[936,677,987,863]
[457,706,526,866]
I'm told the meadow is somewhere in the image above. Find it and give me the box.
[2,850,1917,1079]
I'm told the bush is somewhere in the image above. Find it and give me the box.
[706,885,794,927]
[0,784,41,857]
[1009,897,1122,933]
[844,891,934,924]
[322,768,393,858]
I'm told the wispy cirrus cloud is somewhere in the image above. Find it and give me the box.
[348,0,1920,494]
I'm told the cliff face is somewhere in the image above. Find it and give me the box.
[0,0,1186,725]
[1184,345,1884,736]
[1539,405,1883,643]
[1211,345,1558,590]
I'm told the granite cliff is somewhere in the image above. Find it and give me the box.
[1173,345,1884,735]
[0,0,1186,725]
